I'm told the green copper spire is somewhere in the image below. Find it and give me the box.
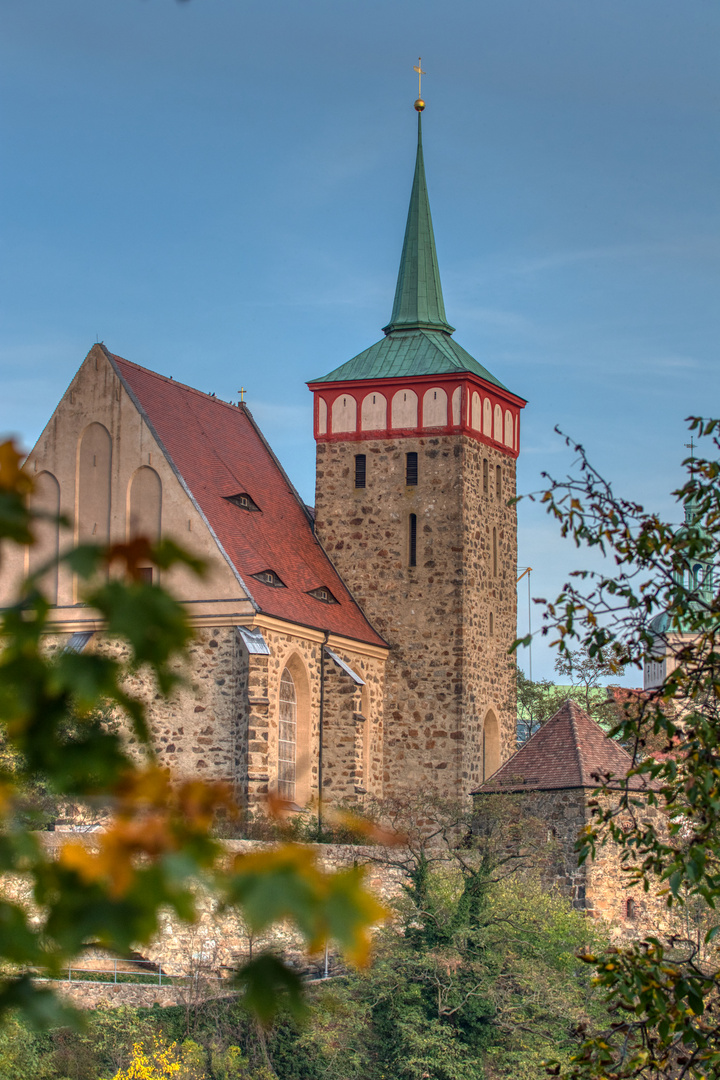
[382,113,455,336]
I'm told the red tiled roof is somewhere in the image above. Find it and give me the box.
[108,352,385,648]
[472,699,651,793]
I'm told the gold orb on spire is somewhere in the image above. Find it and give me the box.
[413,58,426,111]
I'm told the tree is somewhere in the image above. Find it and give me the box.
[0,439,382,1027]
[553,647,622,725]
[516,666,567,742]
[521,419,720,1079]
[516,646,620,745]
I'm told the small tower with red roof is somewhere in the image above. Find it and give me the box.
[308,101,526,798]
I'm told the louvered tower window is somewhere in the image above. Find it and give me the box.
[483,459,489,495]
[406,452,418,486]
[354,454,366,489]
[409,514,417,567]
[496,465,502,500]
[278,669,297,801]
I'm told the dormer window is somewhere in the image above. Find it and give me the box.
[251,570,286,588]
[224,492,261,512]
[307,586,338,604]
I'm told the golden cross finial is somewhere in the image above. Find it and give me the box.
[238,387,246,404]
[413,57,426,98]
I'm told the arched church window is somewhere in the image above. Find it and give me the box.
[406,452,418,486]
[496,465,501,501]
[493,528,498,577]
[625,897,636,920]
[483,459,489,495]
[278,668,297,801]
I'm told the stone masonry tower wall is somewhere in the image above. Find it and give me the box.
[314,430,517,799]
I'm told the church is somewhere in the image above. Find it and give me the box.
[1,100,526,810]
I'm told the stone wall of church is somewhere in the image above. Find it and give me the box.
[45,624,385,816]
[320,649,385,802]
[47,627,244,789]
[314,432,516,800]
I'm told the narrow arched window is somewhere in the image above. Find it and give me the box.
[483,459,489,495]
[278,669,297,801]
[409,514,417,567]
[406,451,418,486]
[493,528,498,577]
[496,465,502,501]
[354,454,366,489]
[489,612,494,637]
[625,897,636,920]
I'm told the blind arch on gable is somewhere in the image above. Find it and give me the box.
[128,466,162,542]
[77,422,112,545]
[29,470,60,603]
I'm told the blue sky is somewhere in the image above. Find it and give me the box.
[2,0,718,682]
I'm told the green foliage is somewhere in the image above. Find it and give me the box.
[523,418,720,1077]
[516,648,620,745]
[516,666,568,742]
[0,866,610,1079]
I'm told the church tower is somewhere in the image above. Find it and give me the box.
[308,101,526,799]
